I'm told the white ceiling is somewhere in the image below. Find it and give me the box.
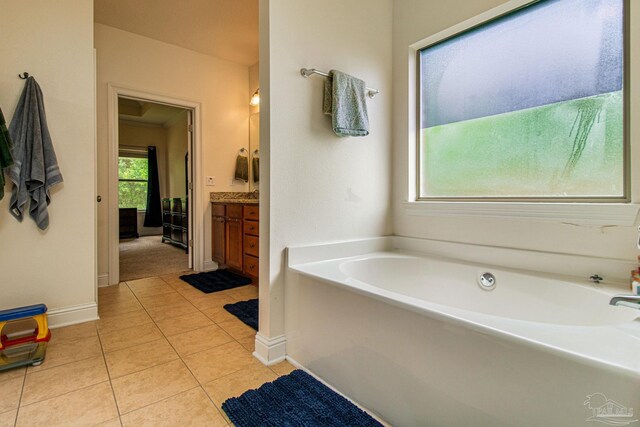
[94,0,259,66]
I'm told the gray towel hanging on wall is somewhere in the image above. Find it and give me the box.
[6,76,63,230]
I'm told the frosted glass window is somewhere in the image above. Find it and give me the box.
[418,0,625,199]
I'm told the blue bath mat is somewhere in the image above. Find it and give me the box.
[179,269,252,294]
[222,369,383,427]
[224,299,258,330]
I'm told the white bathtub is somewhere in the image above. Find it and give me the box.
[285,237,640,427]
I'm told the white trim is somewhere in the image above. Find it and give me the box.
[107,84,204,285]
[409,0,535,52]
[97,274,110,287]
[93,48,99,309]
[48,303,99,329]
[406,0,633,219]
[402,201,640,226]
[288,236,637,283]
[253,333,286,366]
[203,260,218,272]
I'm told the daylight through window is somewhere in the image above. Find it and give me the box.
[118,156,149,210]
[418,0,625,200]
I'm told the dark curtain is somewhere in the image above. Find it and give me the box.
[143,146,162,227]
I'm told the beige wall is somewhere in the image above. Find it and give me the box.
[249,62,260,116]
[249,62,260,190]
[260,0,393,352]
[392,0,640,261]
[0,0,96,324]
[95,23,250,282]
[166,111,189,198]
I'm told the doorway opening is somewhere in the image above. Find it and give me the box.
[109,90,200,284]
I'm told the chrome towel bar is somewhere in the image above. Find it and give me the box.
[300,68,379,98]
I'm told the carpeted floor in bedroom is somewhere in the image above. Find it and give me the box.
[119,236,189,282]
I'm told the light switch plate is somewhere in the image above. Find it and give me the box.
[206,176,215,186]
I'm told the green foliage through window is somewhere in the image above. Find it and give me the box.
[418,0,625,199]
[118,157,148,210]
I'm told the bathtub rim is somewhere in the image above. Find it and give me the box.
[287,237,640,378]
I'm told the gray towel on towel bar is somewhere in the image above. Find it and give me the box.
[323,70,369,137]
[252,155,259,183]
[6,77,63,230]
[234,152,249,182]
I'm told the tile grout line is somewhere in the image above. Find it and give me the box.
[95,321,124,424]
[16,381,113,413]
[22,336,104,376]
[100,276,259,425]
[12,365,28,427]
[110,281,203,416]
[161,279,260,419]
[156,276,253,422]
[116,385,205,420]
[123,278,230,421]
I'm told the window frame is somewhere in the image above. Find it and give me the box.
[117,152,149,212]
[414,0,631,204]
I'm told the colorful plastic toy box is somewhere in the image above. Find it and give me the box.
[0,304,51,371]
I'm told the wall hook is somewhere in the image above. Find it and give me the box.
[18,72,30,80]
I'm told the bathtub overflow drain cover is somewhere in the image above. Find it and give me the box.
[478,272,496,290]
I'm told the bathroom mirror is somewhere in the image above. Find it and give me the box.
[249,112,260,191]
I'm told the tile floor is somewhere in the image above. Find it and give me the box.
[0,273,295,426]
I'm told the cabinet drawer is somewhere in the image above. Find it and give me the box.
[227,204,243,219]
[171,198,182,214]
[171,213,182,226]
[244,255,259,277]
[243,220,259,236]
[212,204,226,217]
[243,205,259,221]
[244,235,259,257]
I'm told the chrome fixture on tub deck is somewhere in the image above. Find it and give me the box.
[609,295,640,310]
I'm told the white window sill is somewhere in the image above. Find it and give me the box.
[402,201,640,226]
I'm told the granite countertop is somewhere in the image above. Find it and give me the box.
[210,192,259,204]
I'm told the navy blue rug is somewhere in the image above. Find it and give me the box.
[222,370,383,427]
[179,269,252,294]
[224,299,258,330]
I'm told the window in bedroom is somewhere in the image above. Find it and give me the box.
[417,0,626,201]
[118,156,148,210]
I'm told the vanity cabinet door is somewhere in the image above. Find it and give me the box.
[225,217,243,271]
[211,213,225,264]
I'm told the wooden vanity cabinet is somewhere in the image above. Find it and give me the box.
[211,205,226,264]
[242,205,259,280]
[211,202,259,283]
[225,205,244,271]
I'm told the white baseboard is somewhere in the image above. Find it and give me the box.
[97,274,110,287]
[203,260,218,272]
[48,303,98,329]
[253,333,286,365]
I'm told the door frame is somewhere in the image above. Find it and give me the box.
[107,84,203,284]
